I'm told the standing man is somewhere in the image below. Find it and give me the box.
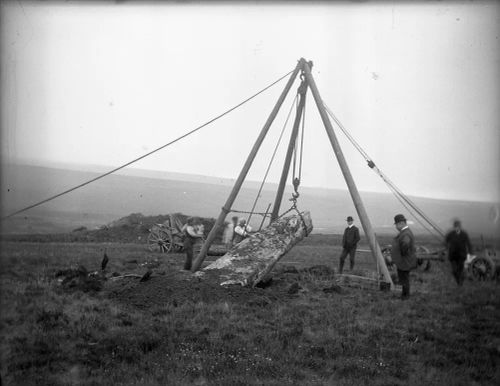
[182,217,204,271]
[338,216,360,274]
[222,216,239,249]
[392,214,417,299]
[445,219,472,286]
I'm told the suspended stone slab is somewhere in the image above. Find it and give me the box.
[199,211,313,287]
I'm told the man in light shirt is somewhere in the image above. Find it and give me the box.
[233,218,252,244]
[222,216,239,249]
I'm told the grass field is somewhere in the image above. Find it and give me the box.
[1,235,499,385]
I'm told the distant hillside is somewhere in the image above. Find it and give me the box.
[2,212,227,247]
[1,163,499,243]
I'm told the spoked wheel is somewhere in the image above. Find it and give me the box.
[147,228,173,253]
[416,246,432,271]
[171,243,183,253]
[381,247,394,269]
[415,259,431,271]
[170,235,185,253]
[469,255,495,281]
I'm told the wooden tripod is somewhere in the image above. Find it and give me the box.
[191,58,393,289]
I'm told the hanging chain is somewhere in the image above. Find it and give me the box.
[272,67,312,236]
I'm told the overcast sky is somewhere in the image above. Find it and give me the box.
[1,1,499,203]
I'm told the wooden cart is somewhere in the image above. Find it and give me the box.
[147,214,186,253]
[381,245,445,272]
[147,214,205,254]
[466,248,499,281]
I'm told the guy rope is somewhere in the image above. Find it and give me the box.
[323,103,445,242]
[1,69,295,220]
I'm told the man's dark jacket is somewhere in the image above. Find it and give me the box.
[445,230,472,261]
[342,225,360,250]
[392,227,417,271]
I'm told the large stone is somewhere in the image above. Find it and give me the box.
[200,211,313,287]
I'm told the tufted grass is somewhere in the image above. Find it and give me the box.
[1,236,499,385]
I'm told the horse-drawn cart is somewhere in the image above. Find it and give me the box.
[381,245,445,272]
[147,213,207,254]
[381,243,499,281]
[147,214,186,253]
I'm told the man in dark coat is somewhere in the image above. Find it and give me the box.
[445,219,472,286]
[338,216,361,274]
[392,214,417,299]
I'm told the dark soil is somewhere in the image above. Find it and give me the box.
[104,265,337,309]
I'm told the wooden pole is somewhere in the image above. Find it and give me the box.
[270,78,308,222]
[191,60,303,272]
[301,59,394,288]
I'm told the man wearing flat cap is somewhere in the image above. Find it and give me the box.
[392,214,417,299]
[338,216,360,274]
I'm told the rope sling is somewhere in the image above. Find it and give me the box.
[234,93,298,234]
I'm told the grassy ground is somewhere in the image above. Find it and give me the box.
[0,236,499,385]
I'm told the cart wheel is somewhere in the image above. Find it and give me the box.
[415,258,432,272]
[171,235,184,252]
[172,243,183,253]
[415,246,432,271]
[469,255,495,281]
[147,229,173,253]
[381,247,393,268]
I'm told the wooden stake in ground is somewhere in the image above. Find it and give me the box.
[198,211,313,287]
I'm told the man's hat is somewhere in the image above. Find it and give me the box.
[394,214,407,224]
[346,216,353,221]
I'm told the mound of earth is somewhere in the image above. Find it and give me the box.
[103,264,341,309]
[76,212,222,243]
[4,212,225,243]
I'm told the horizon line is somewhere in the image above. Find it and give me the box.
[4,158,500,204]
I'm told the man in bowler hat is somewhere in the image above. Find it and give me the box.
[338,216,360,274]
[392,214,417,299]
[445,219,472,286]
